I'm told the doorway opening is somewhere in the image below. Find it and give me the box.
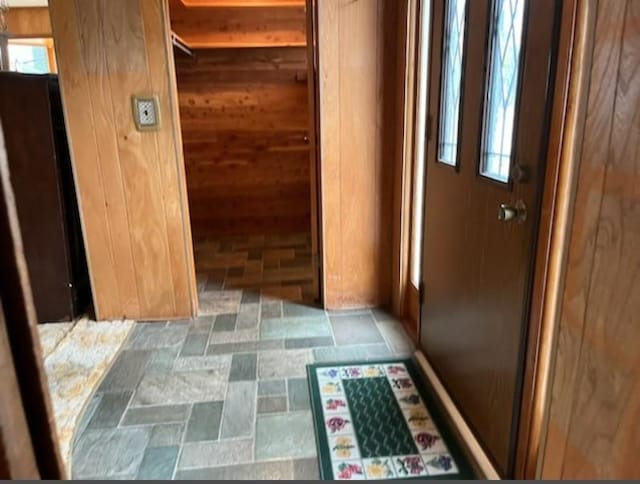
[167,0,321,313]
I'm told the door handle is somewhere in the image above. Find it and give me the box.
[498,200,527,223]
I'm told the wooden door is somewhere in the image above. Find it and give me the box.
[419,0,558,476]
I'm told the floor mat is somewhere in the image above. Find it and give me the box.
[307,358,475,480]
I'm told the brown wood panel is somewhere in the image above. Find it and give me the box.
[0,127,64,478]
[5,7,51,38]
[317,0,400,309]
[175,47,310,237]
[392,0,414,320]
[514,0,581,477]
[541,0,640,478]
[181,0,305,6]
[0,130,40,480]
[169,0,306,47]
[0,300,39,480]
[49,0,197,320]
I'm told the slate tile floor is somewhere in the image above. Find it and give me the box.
[71,234,416,480]
[194,233,316,304]
[71,300,415,480]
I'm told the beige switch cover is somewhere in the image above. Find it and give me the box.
[132,94,160,131]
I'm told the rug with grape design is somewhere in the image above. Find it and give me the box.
[307,358,475,480]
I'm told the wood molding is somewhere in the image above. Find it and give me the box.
[415,351,501,479]
[513,0,583,477]
[391,0,415,318]
[306,0,321,303]
[514,0,596,477]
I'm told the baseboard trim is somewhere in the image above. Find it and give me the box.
[414,350,501,480]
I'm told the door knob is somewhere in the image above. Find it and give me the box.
[498,200,527,223]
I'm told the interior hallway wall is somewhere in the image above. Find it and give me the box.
[540,0,640,478]
[318,0,404,309]
[49,0,197,320]
[175,47,311,238]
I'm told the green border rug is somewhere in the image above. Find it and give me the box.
[307,358,476,480]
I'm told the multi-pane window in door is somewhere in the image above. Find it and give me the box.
[437,0,467,166]
[480,0,525,182]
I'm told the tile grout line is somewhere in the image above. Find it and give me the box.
[171,402,193,479]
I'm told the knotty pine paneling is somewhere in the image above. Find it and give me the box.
[175,47,310,238]
[541,0,640,478]
[169,0,306,48]
[5,7,51,38]
[317,0,401,309]
[49,0,197,320]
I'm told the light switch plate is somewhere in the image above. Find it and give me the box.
[132,94,160,131]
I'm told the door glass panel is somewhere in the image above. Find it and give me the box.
[437,0,467,166]
[480,0,525,182]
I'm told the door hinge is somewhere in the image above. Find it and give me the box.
[418,281,425,305]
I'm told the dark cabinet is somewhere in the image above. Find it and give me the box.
[0,72,90,322]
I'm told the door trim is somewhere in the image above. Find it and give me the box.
[415,351,501,479]
[306,0,324,306]
[514,0,593,478]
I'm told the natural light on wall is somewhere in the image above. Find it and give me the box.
[410,0,431,288]
[8,41,49,73]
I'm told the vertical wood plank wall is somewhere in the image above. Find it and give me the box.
[5,8,52,38]
[169,0,306,48]
[175,47,311,237]
[49,0,197,320]
[317,0,401,309]
[540,0,640,478]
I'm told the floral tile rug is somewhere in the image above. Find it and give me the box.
[307,359,475,480]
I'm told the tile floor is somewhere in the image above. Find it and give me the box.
[39,318,135,471]
[193,233,316,304]
[71,303,415,480]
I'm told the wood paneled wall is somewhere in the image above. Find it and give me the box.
[318,0,402,309]
[540,0,640,478]
[169,0,306,48]
[5,7,51,38]
[175,47,310,238]
[49,0,197,320]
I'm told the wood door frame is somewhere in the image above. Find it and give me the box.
[168,0,325,307]
[391,0,424,340]
[305,0,323,305]
[392,0,585,478]
[513,0,589,478]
